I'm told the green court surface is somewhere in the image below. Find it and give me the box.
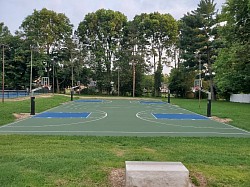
[0,99,249,137]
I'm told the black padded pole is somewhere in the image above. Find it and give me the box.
[168,90,170,104]
[71,90,74,101]
[207,92,212,117]
[30,96,35,115]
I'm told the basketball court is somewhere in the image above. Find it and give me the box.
[0,99,249,137]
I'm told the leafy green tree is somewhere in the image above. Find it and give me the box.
[0,23,29,89]
[214,0,250,97]
[5,36,30,89]
[141,74,154,95]
[20,8,73,83]
[143,13,178,96]
[130,13,178,96]
[214,44,250,97]
[168,67,196,97]
[178,0,219,99]
[77,9,127,94]
[0,22,11,39]
[118,18,151,97]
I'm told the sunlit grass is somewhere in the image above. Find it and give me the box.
[0,136,249,186]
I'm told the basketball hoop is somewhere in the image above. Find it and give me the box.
[43,85,52,91]
[193,79,202,92]
[41,77,49,86]
[192,86,200,92]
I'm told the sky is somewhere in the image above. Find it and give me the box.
[1,0,226,34]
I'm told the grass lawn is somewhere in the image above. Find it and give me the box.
[0,95,249,186]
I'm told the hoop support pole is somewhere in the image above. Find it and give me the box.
[30,96,35,115]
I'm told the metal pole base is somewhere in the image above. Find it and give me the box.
[207,99,211,117]
[30,96,35,115]
[168,90,170,103]
[71,90,74,101]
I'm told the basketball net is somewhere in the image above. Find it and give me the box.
[44,85,52,91]
[192,86,200,92]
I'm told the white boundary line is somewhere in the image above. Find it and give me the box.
[74,99,112,104]
[2,109,107,128]
[0,117,28,129]
[144,104,250,133]
[0,101,70,129]
[86,112,91,118]
[5,112,107,128]
[0,130,249,135]
[136,111,249,133]
[32,112,92,119]
[140,101,167,105]
[1,99,249,136]
[151,113,208,120]
[176,104,250,133]
[151,113,158,119]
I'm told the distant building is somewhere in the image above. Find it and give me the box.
[160,83,168,93]
[87,79,97,88]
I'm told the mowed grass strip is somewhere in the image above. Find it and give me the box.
[0,95,249,186]
[0,136,249,186]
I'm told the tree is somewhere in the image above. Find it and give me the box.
[214,0,250,97]
[168,67,195,98]
[178,0,220,99]
[132,13,178,96]
[121,18,151,96]
[77,9,127,94]
[214,44,250,97]
[20,8,73,86]
[0,22,11,39]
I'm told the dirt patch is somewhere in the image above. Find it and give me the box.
[143,147,156,153]
[5,94,53,102]
[5,97,30,101]
[113,149,125,157]
[13,113,31,120]
[211,116,232,123]
[190,172,207,187]
[54,179,69,186]
[36,94,53,98]
[109,168,125,187]
[109,168,201,187]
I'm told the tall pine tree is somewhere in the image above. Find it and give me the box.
[178,0,219,99]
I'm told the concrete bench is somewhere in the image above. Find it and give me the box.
[125,161,190,187]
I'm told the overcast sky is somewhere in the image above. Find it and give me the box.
[1,0,226,34]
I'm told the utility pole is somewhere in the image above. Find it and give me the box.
[1,44,9,103]
[132,50,135,97]
[71,51,74,87]
[199,53,201,108]
[117,67,120,96]
[30,46,33,93]
[2,45,5,103]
